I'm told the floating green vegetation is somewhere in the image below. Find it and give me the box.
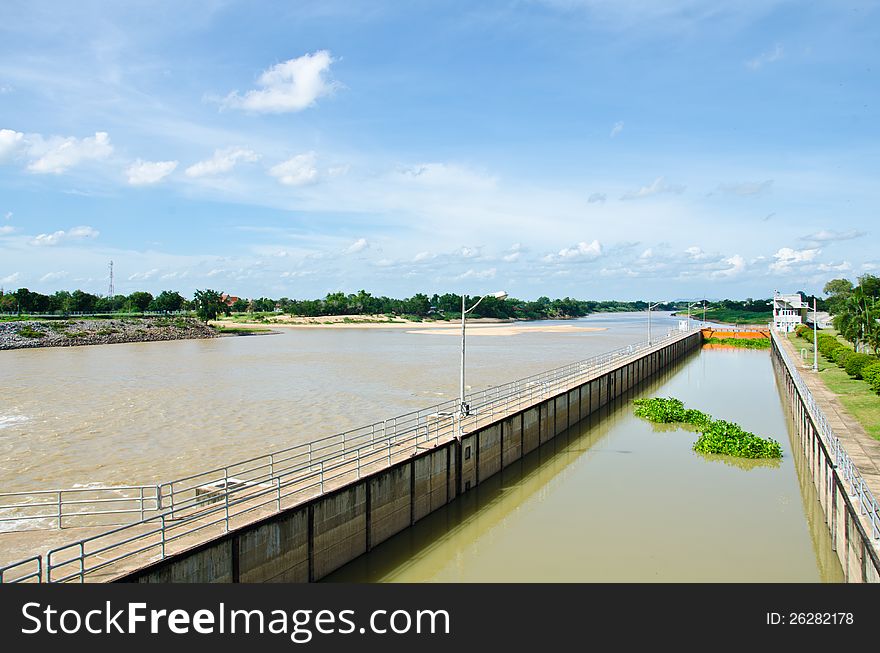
[632,396,782,459]
[702,337,770,350]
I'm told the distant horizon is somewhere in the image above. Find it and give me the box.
[1,2,876,299]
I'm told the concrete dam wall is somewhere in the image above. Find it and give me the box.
[771,333,880,583]
[119,332,702,583]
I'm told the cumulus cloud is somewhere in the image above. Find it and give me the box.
[269,152,318,186]
[546,239,603,262]
[610,121,624,137]
[712,179,773,196]
[30,225,99,246]
[126,159,178,185]
[185,147,260,178]
[587,192,606,204]
[816,261,852,273]
[747,44,784,70]
[223,51,339,113]
[769,247,820,272]
[502,243,522,263]
[458,246,482,259]
[344,238,369,254]
[0,129,26,162]
[4,211,12,220]
[0,225,15,235]
[800,229,866,243]
[27,131,112,174]
[0,272,19,284]
[39,271,68,282]
[711,254,746,278]
[620,176,685,200]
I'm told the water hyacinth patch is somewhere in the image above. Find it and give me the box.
[632,396,782,459]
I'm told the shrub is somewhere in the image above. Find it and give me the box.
[795,325,811,339]
[832,348,853,367]
[862,363,880,393]
[844,352,877,379]
[18,326,45,339]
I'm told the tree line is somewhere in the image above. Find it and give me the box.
[0,287,669,321]
[823,274,880,354]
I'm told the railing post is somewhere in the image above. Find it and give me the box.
[276,477,281,512]
[57,491,62,529]
[161,514,166,558]
[139,486,145,522]
[79,542,85,583]
[223,468,230,532]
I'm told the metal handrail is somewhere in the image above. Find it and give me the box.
[771,330,880,540]
[40,330,695,582]
[0,555,42,583]
[0,486,160,530]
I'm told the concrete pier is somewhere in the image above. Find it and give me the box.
[116,331,701,583]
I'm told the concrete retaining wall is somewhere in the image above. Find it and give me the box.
[120,332,701,583]
[771,341,880,583]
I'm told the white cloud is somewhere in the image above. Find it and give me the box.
[1,272,19,284]
[800,229,866,243]
[40,271,68,282]
[455,268,497,280]
[747,44,784,70]
[128,269,160,281]
[502,251,521,263]
[610,121,624,137]
[816,261,852,273]
[126,159,178,185]
[269,152,318,186]
[344,238,369,254]
[685,246,708,260]
[4,211,12,220]
[620,176,685,200]
[713,179,773,196]
[711,254,746,278]
[413,251,433,262]
[27,131,113,174]
[0,129,26,162]
[769,247,820,272]
[30,225,99,246]
[185,147,260,178]
[223,51,339,113]
[458,246,482,259]
[0,225,15,235]
[587,192,606,204]
[548,239,603,261]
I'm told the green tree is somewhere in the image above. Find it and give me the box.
[128,291,154,313]
[154,290,186,314]
[193,289,227,323]
[823,278,854,316]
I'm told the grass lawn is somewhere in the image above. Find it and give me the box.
[788,331,880,441]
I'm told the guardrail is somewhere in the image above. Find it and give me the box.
[4,329,696,582]
[771,330,880,541]
[0,486,161,531]
[0,556,42,583]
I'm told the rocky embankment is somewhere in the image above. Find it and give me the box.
[0,317,218,350]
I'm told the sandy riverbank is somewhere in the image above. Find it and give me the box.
[212,314,608,335]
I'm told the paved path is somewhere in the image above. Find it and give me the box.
[777,333,880,501]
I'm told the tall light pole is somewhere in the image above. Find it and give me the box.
[812,296,818,372]
[460,291,508,419]
[647,301,666,345]
[685,301,701,330]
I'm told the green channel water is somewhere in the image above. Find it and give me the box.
[325,347,844,582]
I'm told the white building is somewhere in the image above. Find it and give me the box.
[772,291,809,332]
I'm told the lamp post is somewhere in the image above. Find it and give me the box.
[460,291,508,420]
[812,296,818,372]
[685,302,701,330]
[647,301,666,345]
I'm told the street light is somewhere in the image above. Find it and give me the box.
[685,301,702,330]
[648,301,669,345]
[647,300,667,345]
[460,291,508,420]
[812,295,818,372]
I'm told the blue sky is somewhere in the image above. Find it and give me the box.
[0,0,877,301]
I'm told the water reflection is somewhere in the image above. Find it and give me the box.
[325,347,843,583]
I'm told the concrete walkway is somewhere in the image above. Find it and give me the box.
[777,333,880,501]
